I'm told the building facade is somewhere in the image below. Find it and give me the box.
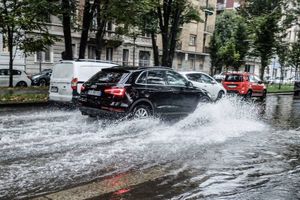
[0,0,217,75]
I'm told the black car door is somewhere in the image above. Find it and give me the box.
[165,70,199,113]
[137,70,175,114]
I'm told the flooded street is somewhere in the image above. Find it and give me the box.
[0,95,299,199]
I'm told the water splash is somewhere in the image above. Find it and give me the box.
[0,96,268,199]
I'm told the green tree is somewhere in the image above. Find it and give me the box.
[0,0,57,87]
[155,0,202,67]
[209,11,249,74]
[242,0,283,80]
[288,32,300,80]
[78,0,99,59]
[276,40,289,89]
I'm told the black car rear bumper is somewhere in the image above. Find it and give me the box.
[79,106,128,118]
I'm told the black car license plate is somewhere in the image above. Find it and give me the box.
[88,90,101,96]
[51,87,58,93]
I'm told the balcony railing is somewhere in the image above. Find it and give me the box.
[205,25,215,33]
[217,3,225,11]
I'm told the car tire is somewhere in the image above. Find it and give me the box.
[216,91,225,101]
[132,104,152,119]
[244,90,252,100]
[199,95,211,103]
[39,79,47,86]
[260,90,267,101]
[16,81,28,87]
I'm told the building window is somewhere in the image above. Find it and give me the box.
[107,22,112,31]
[123,49,129,66]
[1,34,9,52]
[189,34,197,46]
[72,44,77,58]
[142,33,151,38]
[287,31,291,40]
[88,45,96,59]
[272,68,277,77]
[106,48,113,61]
[139,51,150,67]
[36,47,52,63]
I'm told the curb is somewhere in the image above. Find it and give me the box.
[0,102,49,107]
[267,92,294,96]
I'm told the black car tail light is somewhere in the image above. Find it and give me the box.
[104,87,126,97]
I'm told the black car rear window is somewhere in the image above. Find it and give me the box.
[89,71,129,83]
[225,74,243,82]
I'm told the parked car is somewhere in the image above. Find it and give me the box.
[79,67,211,118]
[31,69,52,86]
[49,60,118,103]
[222,72,267,100]
[213,72,226,82]
[267,77,290,85]
[0,68,31,87]
[180,71,226,101]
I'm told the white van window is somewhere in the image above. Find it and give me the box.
[52,63,73,79]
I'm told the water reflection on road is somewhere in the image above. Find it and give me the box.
[0,95,299,199]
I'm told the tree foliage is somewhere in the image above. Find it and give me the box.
[241,0,283,80]
[0,0,58,87]
[209,11,249,74]
[288,32,300,79]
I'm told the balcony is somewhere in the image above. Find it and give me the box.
[217,3,225,11]
[204,25,215,34]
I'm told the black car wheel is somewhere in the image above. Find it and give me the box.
[199,95,211,103]
[39,79,47,86]
[260,90,267,101]
[132,105,152,119]
[16,81,27,87]
[244,90,252,100]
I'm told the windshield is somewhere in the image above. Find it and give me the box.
[89,71,129,84]
[225,74,243,82]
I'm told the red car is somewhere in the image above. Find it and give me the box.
[222,72,267,100]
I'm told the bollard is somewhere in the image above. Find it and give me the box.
[294,80,300,99]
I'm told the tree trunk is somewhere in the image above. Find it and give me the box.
[79,0,99,59]
[61,0,73,60]
[95,1,108,60]
[8,28,13,87]
[260,55,268,81]
[168,7,181,68]
[151,33,159,66]
[157,1,172,67]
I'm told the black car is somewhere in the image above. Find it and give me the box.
[79,67,211,119]
[31,69,52,86]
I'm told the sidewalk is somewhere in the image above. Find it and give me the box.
[0,87,48,105]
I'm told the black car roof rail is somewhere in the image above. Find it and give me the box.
[138,66,173,70]
[76,59,118,64]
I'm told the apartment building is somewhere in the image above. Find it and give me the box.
[216,0,245,13]
[0,33,26,70]
[0,0,217,75]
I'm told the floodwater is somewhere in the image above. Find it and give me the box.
[0,95,299,199]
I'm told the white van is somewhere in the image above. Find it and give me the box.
[49,60,117,103]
